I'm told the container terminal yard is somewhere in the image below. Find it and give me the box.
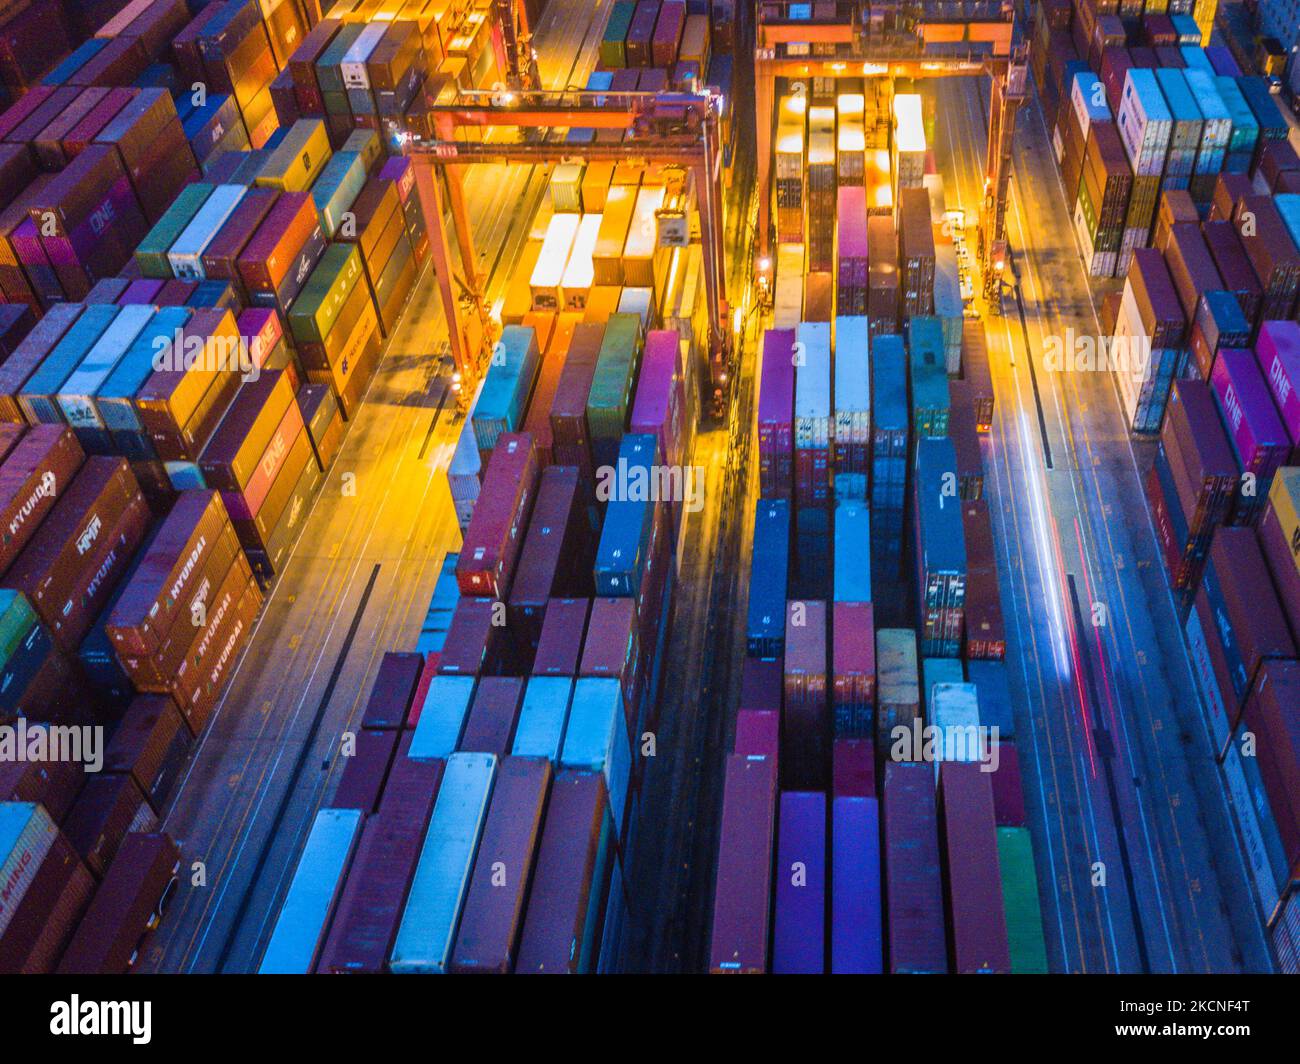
[0,0,1298,990]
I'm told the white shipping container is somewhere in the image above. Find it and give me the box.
[340,22,388,90]
[391,752,497,973]
[617,286,653,332]
[1071,72,1111,140]
[167,184,247,280]
[934,242,963,373]
[530,212,581,311]
[409,675,476,756]
[930,682,983,776]
[448,416,482,530]
[892,93,926,190]
[1117,70,1173,178]
[258,807,362,973]
[58,304,156,429]
[795,320,831,450]
[623,186,666,288]
[512,677,573,761]
[833,315,870,458]
[836,93,866,185]
[0,803,58,939]
[560,213,603,311]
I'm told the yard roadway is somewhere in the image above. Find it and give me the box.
[142,0,613,974]
[934,75,1273,973]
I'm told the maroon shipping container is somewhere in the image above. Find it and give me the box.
[0,86,55,142]
[531,598,590,676]
[783,599,827,789]
[549,323,603,477]
[1241,661,1300,868]
[832,737,875,797]
[176,577,261,736]
[1164,380,1238,536]
[1163,223,1223,322]
[0,831,93,974]
[756,329,794,499]
[867,215,899,333]
[516,769,611,973]
[359,651,423,729]
[316,743,445,973]
[331,727,400,814]
[0,423,85,574]
[883,760,948,973]
[62,772,158,878]
[438,597,502,678]
[3,87,81,147]
[456,433,538,599]
[32,87,110,170]
[507,464,595,651]
[60,87,138,158]
[938,761,1011,972]
[1232,195,1300,319]
[4,457,148,649]
[708,753,777,973]
[0,738,84,822]
[1127,248,1186,348]
[652,1,685,67]
[1154,189,1200,252]
[832,601,874,728]
[734,709,779,758]
[451,756,552,973]
[106,489,232,658]
[989,741,1027,827]
[57,832,180,973]
[579,596,641,733]
[1211,174,1253,223]
[201,186,280,280]
[739,657,782,712]
[626,1,661,67]
[1201,220,1263,324]
[237,191,320,295]
[459,676,524,756]
[103,694,191,815]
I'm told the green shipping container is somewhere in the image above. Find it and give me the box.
[586,312,643,467]
[316,24,366,94]
[0,589,38,667]
[600,1,637,69]
[997,827,1049,974]
[289,243,364,344]
[135,184,215,279]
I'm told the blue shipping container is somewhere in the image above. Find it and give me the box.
[593,433,659,597]
[831,795,883,973]
[746,498,790,659]
[773,790,826,973]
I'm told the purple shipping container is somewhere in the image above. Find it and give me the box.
[1212,347,1291,520]
[316,742,445,973]
[883,761,948,973]
[331,728,400,814]
[629,328,684,470]
[733,709,779,757]
[516,769,612,973]
[773,790,825,973]
[739,657,782,712]
[832,738,875,797]
[757,329,795,499]
[708,753,777,973]
[459,677,524,756]
[831,795,883,973]
[359,651,423,729]
[939,761,1011,973]
[531,598,590,676]
[438,597,502,677]
[451,756,551,973]
[1255,321,1300,447]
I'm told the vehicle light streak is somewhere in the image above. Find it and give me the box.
[1019,409,1071,681]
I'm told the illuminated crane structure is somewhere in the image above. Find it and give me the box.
[753,1,1028,307]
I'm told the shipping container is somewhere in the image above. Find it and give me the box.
[772,790,825,974]
[708,753,777,973]
[883,760,948,973]
[939,760,1011,972]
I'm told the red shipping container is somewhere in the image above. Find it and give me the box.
[549,322,603,478]
[0,741,84,822]
[708,753,777,973]
[939,763,1010,972]
[62,772,158,878]
[0,423,84,574]
[438,597,503,678]
[1241,661,1300,870]
[883,760,948,973]
[102,693,190,814]
[579,596,641,733]
[832,737,875,797]
[989,740,1027,827]
[456,433,538,599]
[0,832,93,974]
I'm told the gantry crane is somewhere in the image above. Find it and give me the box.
[753,0,1027,309]
[401,87,732,415]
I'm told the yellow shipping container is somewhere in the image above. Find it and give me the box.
[584,286,622,324]
[550,162,586,212]
[582,161,615,212]
[592,185,637,286]
[502,240,543,325]
[1267,467,1300,581]
[623,185,666,289]
[255,119,331,192]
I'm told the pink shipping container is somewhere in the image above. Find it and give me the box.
[832,738,874,797]
[456,433,538,598]
[757,329,795,499]
[832,601,874,738]
[708,753,777,973]
[733,709,779,758]
[1211,348,1291,522]
[883,760,947,973]
[836,186,868,316]
[1255,321,1300,448]
[783,599,827,789]
[939,761,1011,972]
[630,328,685,470]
